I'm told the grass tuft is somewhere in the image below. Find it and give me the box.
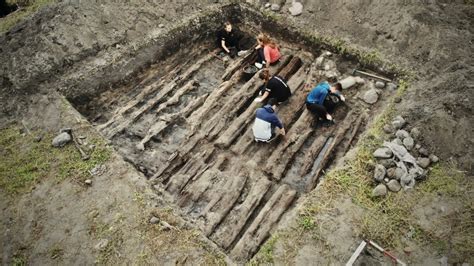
[0,125,111,195]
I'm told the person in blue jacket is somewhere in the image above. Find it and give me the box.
[306,81,345,124]
[252,98,286,142]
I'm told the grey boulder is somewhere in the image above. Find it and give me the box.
[417,157,431,169]
[289,2,303,16]
[373,147,393,159]
[362,89,379,104]
[372,184,387,197]
[395,129,410,140]
[403,137,415,150]
[391,116,406,129]
[387,180,401,192]
[374,164,386,182]
[52,132,72,147]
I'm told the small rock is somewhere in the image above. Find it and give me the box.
[150,216,160,224]
[379,159,395,168]
[387,82,398,91]
[384,178,389,183]
[419,147,429,156]
[94,239,109,251]
[394,167,405,180]
[158,24,165,28]
[52,132,72,147]
[34,135,43,142]
[373,147,393,159]
[415,144,421,150]
[410,127,421,139]
[403,137,414,150]
[391,138,403,146]
[394,96,402,103]
[375,81,385,88]
[401,174,415,189]
[270,3,280,11]
[429,154,439,163]
[403,246,414,254]
[374,164,386,182]
[386,167,396,178]
[323,51,332,57]
[315,56,324,68]
[387,180,401,192]
[84,179,92,185]
[372,184,387,197]
[395,129,410,140]
[264,3,271,8]
[417,157,431,169]
[289,2,303,16]
[383,124,394,134]
[362,89,379,104]
[391,115,406,129]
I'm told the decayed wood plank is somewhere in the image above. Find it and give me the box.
[230,184,296,261]
[299,131,334,176]
[265,129,313,180]
[210,176,272,249]
[100,53,215,139]
[135,89,208,151]
[305,111,358,192]
[187,81,233,130]
[177,169,223,208]
[201,173,248,236]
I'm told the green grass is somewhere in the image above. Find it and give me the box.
[0,125,111,195]
[248,234,280,265]
[0,0,56,33]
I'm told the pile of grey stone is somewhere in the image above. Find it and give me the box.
[371,115,439,197]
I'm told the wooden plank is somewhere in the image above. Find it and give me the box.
[100,53,215,139]
[221,50,257,81]
[202,174,248,236]
[265,129,312,180]
[230,184,296,261]
[135,81,203,150]
[210,177,272,249]
[299,133,333,176]
[305,111,358,192]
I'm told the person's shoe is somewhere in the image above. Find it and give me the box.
[255,62,263,69]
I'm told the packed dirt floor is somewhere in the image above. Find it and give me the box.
[0,0,473,265]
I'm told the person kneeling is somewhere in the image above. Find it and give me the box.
[305,81,345,126]
[252,98,286,142]
[254,69,291,104]
[217,21,242,58]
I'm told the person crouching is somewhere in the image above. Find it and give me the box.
[252,98,286,142]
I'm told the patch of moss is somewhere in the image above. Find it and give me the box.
[0,125,111,195]
[0,0,56,33]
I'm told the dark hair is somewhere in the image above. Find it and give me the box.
[334,82,342,91]
[267,98,278,106]
[224,21,232,27]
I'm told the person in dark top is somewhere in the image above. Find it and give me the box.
[305,81,345,125]
[252,98,286,142]
[254,69,291,104]
[217,21,241,58]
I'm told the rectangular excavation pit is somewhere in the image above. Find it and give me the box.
[68,3,398,262]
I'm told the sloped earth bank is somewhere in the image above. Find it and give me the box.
[0,1,472,265]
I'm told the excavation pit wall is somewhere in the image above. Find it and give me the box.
[69,4,399,262]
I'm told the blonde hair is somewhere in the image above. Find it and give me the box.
[257,33,277,49]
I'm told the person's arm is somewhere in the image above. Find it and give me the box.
[330,87,345,101]
[255,91,269,102]
[263,47,271,68]
[221,40,230,53]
